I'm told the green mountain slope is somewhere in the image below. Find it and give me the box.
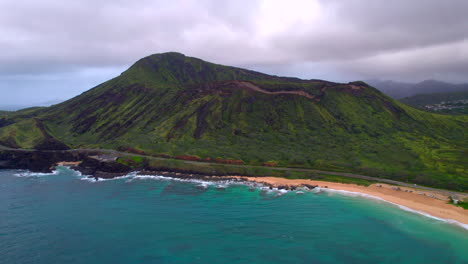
[1,52,467,190]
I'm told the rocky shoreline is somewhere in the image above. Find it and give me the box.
[74,166,320,191]
[0,150,89,172]
[2,149,467,227]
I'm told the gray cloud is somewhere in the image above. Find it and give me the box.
[272,0,468,61]
[1,0,467,108]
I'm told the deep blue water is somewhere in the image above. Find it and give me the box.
[1,167,467,264]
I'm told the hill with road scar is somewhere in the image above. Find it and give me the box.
[0,52,466,191]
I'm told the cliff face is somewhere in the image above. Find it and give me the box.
[0,52,466,188]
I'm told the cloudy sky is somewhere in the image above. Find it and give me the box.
[1,0,467,109]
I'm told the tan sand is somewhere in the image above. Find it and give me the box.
[231,176,468,227]
[57,161,82,166]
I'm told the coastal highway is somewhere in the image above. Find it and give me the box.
[1,144,466,197]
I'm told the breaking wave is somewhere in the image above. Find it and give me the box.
[14,170,60,177]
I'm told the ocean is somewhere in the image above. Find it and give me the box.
[1,166,467,264]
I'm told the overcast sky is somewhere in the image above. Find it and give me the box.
[1,0,467,109]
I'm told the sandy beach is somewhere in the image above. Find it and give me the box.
[231,176,468,227]
[57,161,82,166]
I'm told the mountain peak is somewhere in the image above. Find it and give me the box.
[133,51,194,68]
[417,79,450,85]
[141,51,187,61]
[125,52,276,86]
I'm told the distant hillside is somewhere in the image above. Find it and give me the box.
[401,91,468,115]
[367,79,468,99]
[0,52,466,190]
[401,91,468,107]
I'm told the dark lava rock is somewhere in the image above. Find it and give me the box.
[0,150,84,173]
[302,184,318,189]
[74,156,132,178]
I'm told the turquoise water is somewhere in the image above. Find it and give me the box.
[1,167,467,264]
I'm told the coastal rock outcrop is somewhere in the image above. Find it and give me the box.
[73,156,132,179]
[0,150,85,172]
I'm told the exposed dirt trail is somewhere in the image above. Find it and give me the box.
[234,81,316,99]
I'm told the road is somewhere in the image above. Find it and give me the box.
[1,144,466,196]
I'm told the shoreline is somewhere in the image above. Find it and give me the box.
[226,176,468,228]
[29,164,468,229]
[57,161,82,166]
[77,167,468,229]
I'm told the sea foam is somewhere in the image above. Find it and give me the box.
[128,173,291,196]
[14,170,60,177]
[79,171,138,182]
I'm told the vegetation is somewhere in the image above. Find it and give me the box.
[311,174,374,186]
[449,197,468,210]
[116,156,147,168]
[125,156,375,186]
[0,52,466,191]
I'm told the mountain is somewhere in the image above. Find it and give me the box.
[367,79,468,99]
[365,80,413,98]
[0,52,467,189]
